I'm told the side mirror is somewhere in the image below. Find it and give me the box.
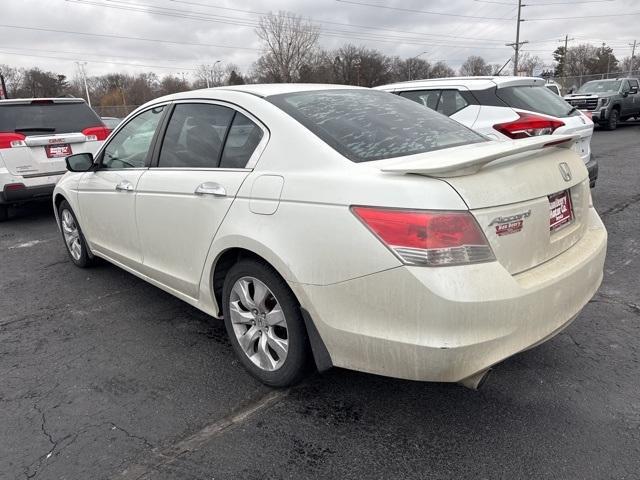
[66,153,95,172]
[630,87,638,94]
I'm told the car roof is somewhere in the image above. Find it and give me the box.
[376,76,546,91]
[164,83,365,102]
[0,97,87,106]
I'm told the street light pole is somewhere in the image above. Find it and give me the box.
[408,51,428,81]
[75,61,91,107]
[208,60,222,88]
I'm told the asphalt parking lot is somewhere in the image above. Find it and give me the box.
[2,122,639,480]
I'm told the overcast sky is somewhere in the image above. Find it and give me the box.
[0,0,637,81]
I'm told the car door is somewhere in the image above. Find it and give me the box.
[627,79,640,114]
[135,101,267,298]
[620,80,634,116]
[77,105,166,268]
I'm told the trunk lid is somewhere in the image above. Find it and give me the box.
[380,138,590,274]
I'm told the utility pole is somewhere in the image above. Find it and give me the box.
[506,0,527,76]
[75,62,91,107]
[630,40,637,77]
[558,35,574,89]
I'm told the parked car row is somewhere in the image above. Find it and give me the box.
[50,83,607,389]
[376,76,598,186]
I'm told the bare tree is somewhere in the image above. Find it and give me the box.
[255,11,320,83]
[517,52,544,76]
[430,61,455,78]
[459,56,492,76]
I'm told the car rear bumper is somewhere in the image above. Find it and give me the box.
[292,207,607,383]
[586,155,598,187]
[0,169,65,205]
[0,183,56,205]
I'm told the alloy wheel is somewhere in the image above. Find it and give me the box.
[229,276,289,371]
[61,209,82,261]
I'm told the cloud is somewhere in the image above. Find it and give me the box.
[0,0,637,79]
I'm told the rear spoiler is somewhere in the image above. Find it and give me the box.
[380,134,579,177]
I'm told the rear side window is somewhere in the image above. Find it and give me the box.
[268,89,483,163]
[219,112,264,169]
[0,101,103,135]
[437,90,469,116]
[496,86,577,118]
[399,90,441,110]
[158,103,234,168]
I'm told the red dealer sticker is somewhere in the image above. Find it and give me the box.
[495,220,524,236]
[549,190,574,232]
[45,144,72,158]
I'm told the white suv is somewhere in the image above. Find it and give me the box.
[0,98,110,221]
[376,77,597,187]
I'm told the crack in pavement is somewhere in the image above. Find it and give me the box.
[22,404,156,479]
[590,292,640,316]
[599,192,640,218]
[112,389,288,480]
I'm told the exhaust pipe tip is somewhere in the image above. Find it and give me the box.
[459,369,491,390]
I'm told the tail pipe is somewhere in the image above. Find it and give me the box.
[459,369,491,390]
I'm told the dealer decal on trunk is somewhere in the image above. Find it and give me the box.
[489,210,531,236]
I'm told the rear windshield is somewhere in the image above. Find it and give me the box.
[0,101,103,135]
[577,80,621,94]
[267,89,484,163]
[496,85,577,118]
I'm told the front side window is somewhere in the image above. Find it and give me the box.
[102,106,165,169]
[158,103,234,168]
[268,89,483,163]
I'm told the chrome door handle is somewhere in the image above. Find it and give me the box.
[195,182,226,197]
[115,180,134,192]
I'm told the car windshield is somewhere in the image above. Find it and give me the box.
[267,89,484,163]
[0,101,103,134]
[496,85,578,118]
[577,80,621,94]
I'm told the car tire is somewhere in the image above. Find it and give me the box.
[0,205,7,222]
[222,259,312,387]
[605,109,619,130]
[57,200,94,268]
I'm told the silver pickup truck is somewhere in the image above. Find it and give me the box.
[564,78,640,130]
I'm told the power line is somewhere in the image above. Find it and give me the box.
[335,0,514,20]
[170,0,511,43]
[0,49,198,71]
[65,0,517,49]
[0,23,260,51]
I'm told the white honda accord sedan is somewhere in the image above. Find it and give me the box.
[53,84,607,388]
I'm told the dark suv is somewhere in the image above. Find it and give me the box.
[564,78,640,130]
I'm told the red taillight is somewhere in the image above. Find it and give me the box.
[82,126,110,141]
[494,112,565,139]
[351,206,495,266]
[5,183,25,191]
[0,132,26,149]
